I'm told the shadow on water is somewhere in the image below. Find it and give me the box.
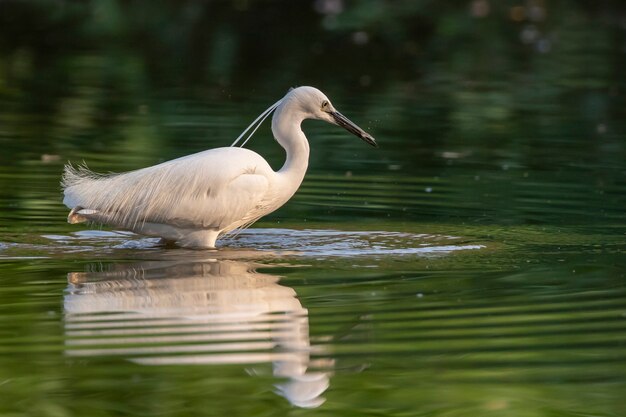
[64,258,332,409]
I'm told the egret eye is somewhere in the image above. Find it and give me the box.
[321,100,329,109]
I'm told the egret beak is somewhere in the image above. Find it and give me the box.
[331,111,378,148]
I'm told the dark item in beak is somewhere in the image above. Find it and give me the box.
[331,111,378,148]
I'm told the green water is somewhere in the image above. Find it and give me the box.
[1,1,626,416]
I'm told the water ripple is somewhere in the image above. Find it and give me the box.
[0,228,484,259]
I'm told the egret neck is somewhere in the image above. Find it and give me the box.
[272,102,311,198]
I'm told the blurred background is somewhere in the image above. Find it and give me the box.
[0,0,625,230]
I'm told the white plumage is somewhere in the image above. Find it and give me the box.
[62,86,377,248]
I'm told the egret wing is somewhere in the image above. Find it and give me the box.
[62,147,275,232]
[168,171,272,231]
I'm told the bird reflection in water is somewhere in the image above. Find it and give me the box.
[64,258,333,408]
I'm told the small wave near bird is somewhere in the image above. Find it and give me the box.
[62,86,377,248]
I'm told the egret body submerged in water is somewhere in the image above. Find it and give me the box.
[62,86,377,248]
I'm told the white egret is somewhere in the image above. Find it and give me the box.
[62,86,377,248]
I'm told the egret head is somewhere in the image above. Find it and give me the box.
[285,86,378,147]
